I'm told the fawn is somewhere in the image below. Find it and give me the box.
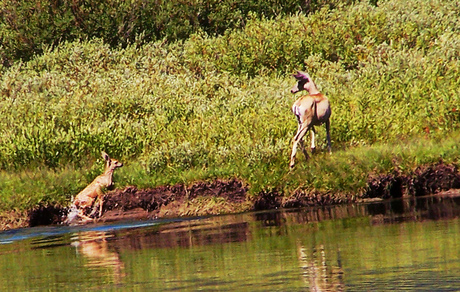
[67,151,123,223]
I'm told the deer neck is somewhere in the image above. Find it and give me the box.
[100,168,115,187]
[306,83,320,95]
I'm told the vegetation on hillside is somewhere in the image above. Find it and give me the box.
[1,0,358,67]
[0,0,459,214]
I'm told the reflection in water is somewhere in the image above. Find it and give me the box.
[0,193,459,291]
[71,231,125,283]
[255,194,460,228]
[367,195,460,224]
[298,244,344,292]
[254,194,460,291]
[111,220,250,251]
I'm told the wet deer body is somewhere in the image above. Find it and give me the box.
[68,152,123,222]
[290,71,331,169]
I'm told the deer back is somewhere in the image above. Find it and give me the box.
[293,93,330,125]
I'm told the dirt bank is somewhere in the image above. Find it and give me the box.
[6,161,460,230]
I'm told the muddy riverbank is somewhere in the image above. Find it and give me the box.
[2,161,460,230]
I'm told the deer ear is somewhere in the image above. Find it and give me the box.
[101,151,110,161]
[293,71,308,80]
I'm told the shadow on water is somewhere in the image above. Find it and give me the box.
[255,193,460,227]
[0,193,459,291]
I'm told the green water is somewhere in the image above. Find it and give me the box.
[0,195,459,291]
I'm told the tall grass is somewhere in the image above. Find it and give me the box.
[0,0,459,211]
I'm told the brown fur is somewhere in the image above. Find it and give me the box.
[72,151,123,221]
[290,71,331,169]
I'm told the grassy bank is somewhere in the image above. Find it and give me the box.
[0,0,459,225]
[1,132,459,213]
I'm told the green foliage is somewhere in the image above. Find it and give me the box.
[0,38,294,171]
[0,0,459,211]
[185,0,460,75]
[0,0,342,66]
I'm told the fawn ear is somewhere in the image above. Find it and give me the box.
[101,151,110,161]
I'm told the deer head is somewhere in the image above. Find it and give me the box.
[102,151,123,173]
[291,71,320,95]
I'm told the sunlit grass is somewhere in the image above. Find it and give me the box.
[1,131,458,213]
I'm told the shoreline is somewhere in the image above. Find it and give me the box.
[1,161,459,231]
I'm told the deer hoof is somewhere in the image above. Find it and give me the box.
[311,147,316,154]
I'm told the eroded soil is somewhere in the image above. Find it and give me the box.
[19,162,460,229]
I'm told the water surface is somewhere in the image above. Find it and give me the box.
[1,194,459,291]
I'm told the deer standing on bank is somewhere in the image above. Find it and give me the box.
[290,71,331,169]
[66,151,123,223]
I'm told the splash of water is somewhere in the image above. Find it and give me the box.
[65,204,79,225]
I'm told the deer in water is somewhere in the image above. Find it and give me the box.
[289,71,331,169]
[66,151,123,223]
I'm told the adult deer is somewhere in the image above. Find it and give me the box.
[289,71,331,169]
[66,151,123,223]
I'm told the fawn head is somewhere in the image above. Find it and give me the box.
[102,151,123,172]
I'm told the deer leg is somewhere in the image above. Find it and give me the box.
[310,126,316,154]
[87,198,104,219]
[290,123,302,168]
[296,121,307,158]
[290,140,299,169]
[299,138,309,160]
[98,198,104,218]
[77,210,94,223]
[297,121,309,160]
[88,198,101,218]
[325,120,331,154]
[290,124,311,169]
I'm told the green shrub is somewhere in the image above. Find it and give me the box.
[185,0,460,76]
[0,0,350,66]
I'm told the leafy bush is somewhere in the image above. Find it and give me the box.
[0,0,351,66]
[185,0,459,76]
